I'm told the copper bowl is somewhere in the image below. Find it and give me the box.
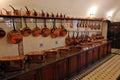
[58,47,70,56]
[70,45,82,52]
[44,49,58,58]
[0,55,25,72]
[26,51,45,63]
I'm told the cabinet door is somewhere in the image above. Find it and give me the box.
[108,43,111,54]
[93,47,98,62]
[103,44,107,56]
[41,64,55,80]
[69,56,78,76]
[99,46,103,59]
[57,59,68,80]
[79,52,86,69]
[87,50,93,65]
[16,71,38,80]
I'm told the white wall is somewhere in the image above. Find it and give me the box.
[0,0,120,19]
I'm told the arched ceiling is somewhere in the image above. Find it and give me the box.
[0,0,120,21]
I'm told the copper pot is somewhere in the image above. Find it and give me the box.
[60,25,67,37]
[51,20,61,38]
[25,6,31,16]
[8,30,23,44]
[3,8,11,16]
[65,31,72,45]
[9,5,21,16]
[8,18,23,44]
[41,20,50,37]
[32,19,41,37]
[0,28,6,39]
[21,18,31,37]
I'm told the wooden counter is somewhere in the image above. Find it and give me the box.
[0,41,111,80]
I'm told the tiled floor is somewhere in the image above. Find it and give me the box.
[69,49,120,80]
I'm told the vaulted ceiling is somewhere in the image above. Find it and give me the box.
[0,0,120,21]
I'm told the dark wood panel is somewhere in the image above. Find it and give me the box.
[99,46,103,59]
[78,52,86,69]
[93,47,99,62]
[57,59,68,80]
[108,42,111,54]
[103,44,107,56]
[87,50,93,65]
[69,56,78,76]
[15,71,38,80]
[41,64,55,80]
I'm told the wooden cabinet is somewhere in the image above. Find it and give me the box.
[4,42,112,80]
[68,55,78,76]
[93,47,99,62]
[103,44,107,56]
[15,71,38,80]
[108,42,111,54]
[99,46,103,59]
[57,59,68,80]
[78,52,86,70]
[40,64,56,80]
[87,49,93,65]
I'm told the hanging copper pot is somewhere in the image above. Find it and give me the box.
[60,20,67,37]
[51,20,60,38]
[9,5,20,16]
[51,12,54,18]
[8,18,23,44]
[74,32,80,45]
[0,28,6,39]
[70,20,73,28]
[65,31,72,45]
[32,19,41,37]
[21,18,31,37]
[41,10,45,17]
[25,6,31,16]
[3,8,11,16]
[33,9,38,16]
[41,19,50,37]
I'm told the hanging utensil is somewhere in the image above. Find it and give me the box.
[60,19,67,37]
[65,31,72,45]
[33,9,38,16]
[25,6,31,16]
[41,19,50,37]
[0,27,6,39]
[9,5,20,16]
[51,19,60,38]
[41,10,45,17]
[21,18,32,37]
[7,18,23,44]
[3,8,11,15]
[32,19,41,37]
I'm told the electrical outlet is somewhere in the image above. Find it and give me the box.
[40,43,43,47]
[55,41,58,44]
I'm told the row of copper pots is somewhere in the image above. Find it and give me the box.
[6,18,67,44]
[1,5,66,18]
[77,20,102,30]
[26,45,82,63]
[65,31,104,46]
[21,19,67,38]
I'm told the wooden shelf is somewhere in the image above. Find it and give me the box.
[0,15,105,21]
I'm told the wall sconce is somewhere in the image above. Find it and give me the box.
[106,11,113,20]
[88,6,97,17]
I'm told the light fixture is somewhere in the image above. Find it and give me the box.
[88,6,97,17]
[106,11,114,20]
